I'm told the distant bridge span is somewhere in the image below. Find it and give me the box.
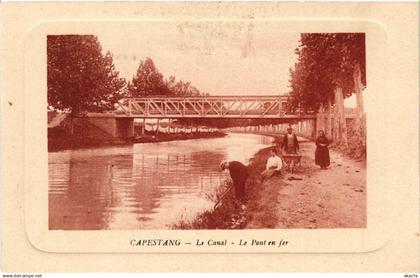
[116,96,315,119]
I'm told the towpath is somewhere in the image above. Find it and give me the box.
[247,138,366,229]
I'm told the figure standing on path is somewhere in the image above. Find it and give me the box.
[220,160,249,202]
[282,127,300,154]
[315,130,330,169]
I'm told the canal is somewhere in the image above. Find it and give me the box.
[48,133,273,230]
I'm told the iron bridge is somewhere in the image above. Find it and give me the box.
[115,96,315,119]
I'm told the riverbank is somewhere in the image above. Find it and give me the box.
[171,130,283,229]
[172,132,366,229]
[246,139,366,229]
[172,145,275,229]
[171,129,283,229]
[48,127,226,152]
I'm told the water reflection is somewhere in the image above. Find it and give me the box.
[49,133,273,230]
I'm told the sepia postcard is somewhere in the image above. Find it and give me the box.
[1,2,419,273]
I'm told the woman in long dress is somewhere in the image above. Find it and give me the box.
[315,130,330,169]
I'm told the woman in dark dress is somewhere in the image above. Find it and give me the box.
[315,130,330,169]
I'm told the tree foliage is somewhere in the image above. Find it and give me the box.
[288,33,366,111]
[127,58,171,97]
[128,58,209,98]
[47,35,126,115]
[166,76,207,97]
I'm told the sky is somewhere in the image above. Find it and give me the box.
[97,22,300,96]
[96,22,357,107]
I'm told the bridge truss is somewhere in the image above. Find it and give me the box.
[116,96,314,119]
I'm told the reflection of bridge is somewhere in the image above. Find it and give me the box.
[116,96,315,119]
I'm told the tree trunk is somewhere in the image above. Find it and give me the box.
[69,104,81,136]
[353,63,365,147]
[316,104,325,135]
[69,116,74,135]
[326,98,332,139]
[333,106,339,144]
[353,64,364,118]
[334,86,348,147]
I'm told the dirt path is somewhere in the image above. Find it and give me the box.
[258,139,366,229]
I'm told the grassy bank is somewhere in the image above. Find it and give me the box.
[172,145,282,229]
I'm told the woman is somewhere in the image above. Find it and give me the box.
[262,148,283,180]
[220,160,249,201]
[315,130,330,169]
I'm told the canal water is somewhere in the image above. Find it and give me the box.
[48,133,273,230]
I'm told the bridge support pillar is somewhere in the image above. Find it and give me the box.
[81,114,134,140]
[116,118,134,139]
[74,113,134,141]
[81,114,118,137]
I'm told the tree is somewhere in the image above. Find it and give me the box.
[47,35,126,115]
[289,33,365,108]
[127,58,218,130]
[128,58,171,97]
[288,33,366,147]
[166,77,202,97]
